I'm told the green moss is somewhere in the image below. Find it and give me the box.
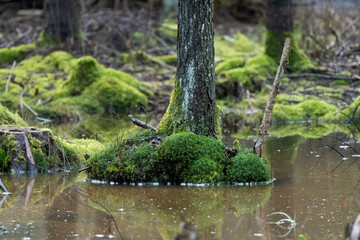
[265,30,313,71]
[0,134,17,172]
[226,148,273,182]
[41,51,74,72]
[215,34,262,59]
[220,54,276,91]
[0,104,27,126]
[84,75,147,113]
[0,44,36,67]
[184,157,224,183]
[156,132,227,183]
[215,57,245,74]
[272,100,338,123]
[159,20,177,39]
[63,56,101,96]
[153,54,177,65]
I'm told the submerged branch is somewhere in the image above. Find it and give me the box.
[253,37,292,157]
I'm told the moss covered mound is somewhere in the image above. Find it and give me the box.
[227,148,273,183]
[0,44,36,67]
[217,54,277,93]
[272,100,338,123]
[0,51,148,119]
[87,131,273,184]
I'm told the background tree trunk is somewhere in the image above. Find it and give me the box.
[157,0,218,137]
[265,0,293,34]
[44,0,82,46]
[265,0,311,68]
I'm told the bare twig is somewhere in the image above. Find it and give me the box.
[253,38,291,157]
[5,61,17,93]
[130,117,156,131]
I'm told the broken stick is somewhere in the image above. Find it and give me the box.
[130,117,156,131]
[253,37,292,157]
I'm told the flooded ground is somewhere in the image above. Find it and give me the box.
[0,125,360,240]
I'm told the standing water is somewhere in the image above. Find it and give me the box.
[0,124,359,239]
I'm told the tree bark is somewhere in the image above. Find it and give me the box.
[44,0,82,46]
[157,0,218,137]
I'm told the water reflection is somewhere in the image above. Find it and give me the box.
[0,128,359,239]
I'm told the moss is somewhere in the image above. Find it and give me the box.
[0,104,27,126]
[83,75,147,113]
[63,56,101,96]
[272,100,338,123]
[156,132,227,183]
[226,148,273,182]
[336,96,360,123]
[159,20,177,39]
[265,30,313,71]
[0,134,17,172]
[215,57,245,74]
[153,54,177,65]
[220,54,276,91]
[184,157,224,183]
[41,51,74,72]
[215,34,262,59]
[0,43,36,67]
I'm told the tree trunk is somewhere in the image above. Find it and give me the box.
[266,0,293,34]
[157,0,218,137]
[44,0,82,46]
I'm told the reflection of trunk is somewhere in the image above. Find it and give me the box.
[157,0,218,137]
[24,177,36,207]
[44,0,82,46]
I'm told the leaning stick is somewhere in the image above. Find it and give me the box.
[253,38,292,157]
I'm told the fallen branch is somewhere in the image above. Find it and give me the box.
[130,117,156,131]
[0,179,8,193]
[253,37,291,157]
[78,166,91,172]
[5,61,17,93]
[283,73,359,81]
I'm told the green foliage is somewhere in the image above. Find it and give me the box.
[215,34,262,59]
[227,148,273,183]
[0,43,36,67]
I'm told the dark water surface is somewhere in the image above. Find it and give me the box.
[0,128,359,239]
